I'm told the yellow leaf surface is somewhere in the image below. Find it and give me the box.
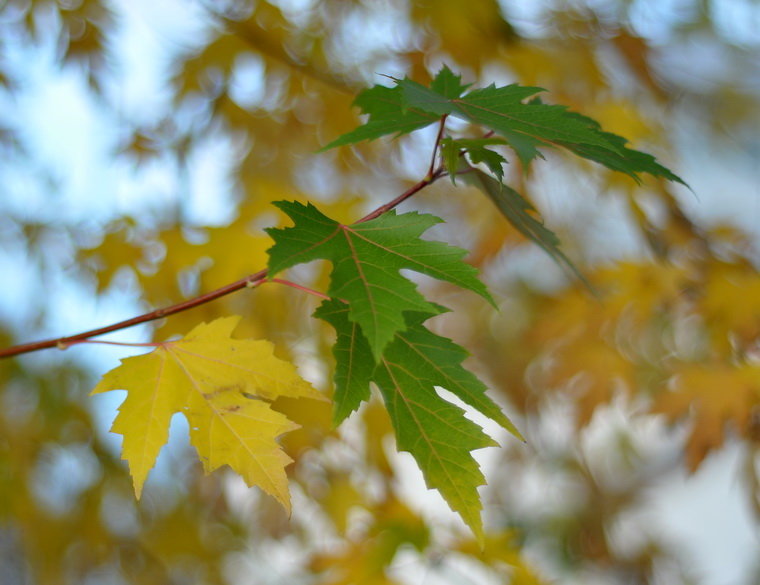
[456,530,548,584]
[78,225,145,293]
[546,337,634,426]
[700,261,760,352]
[92,316,324,510]
[412,0,515,69]
[653,364,760,470]
[317,472,365,535]
[308,498,427,585]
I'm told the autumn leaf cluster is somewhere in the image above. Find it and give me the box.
[1,2,758,584]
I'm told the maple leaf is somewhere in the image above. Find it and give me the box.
[552,110,686,184]
[441,137,508,183]
[326,65,685,185]
[396,67,685,182]
[319,66,469,151]
[318,84,439,151]
[91,316,323,510]
[316,299,522,540]
[653,364,760,471]
[396,67,619,165]
[461,166,590,285]
[267,201,493,359]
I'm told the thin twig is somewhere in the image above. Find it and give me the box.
[64,339,162,349]
[0,272,268,358]
[199,1,358,95]
[0,171,447,359]
[427,115,448,180]
[358,167,445,223]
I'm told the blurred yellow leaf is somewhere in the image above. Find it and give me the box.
[700,261,760,353]
[654,364,760,470]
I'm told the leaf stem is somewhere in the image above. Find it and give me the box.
[358,167,445,223]
[427,115,448,180]
[61,339,163,349]
[0,272,267,358]
[0,171,447,359]
[270,278,331,300]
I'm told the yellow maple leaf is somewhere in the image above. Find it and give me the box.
[92,316,324,510]
[700,261,760,353]
[653,364,760,470]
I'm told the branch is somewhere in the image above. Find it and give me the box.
[0,272,267,359]
[358,167,444,223]
[0,171,445,359]
[427,115,448,180]
[200,1,358,96]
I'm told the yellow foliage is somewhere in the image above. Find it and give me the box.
[456,530,549,584]
[412,0,516,69]
[654,364,760,470]
[309,497,428,585]
[700,260,760,354]
[2,1,759,582]
[92,316,325,509]
[545,337,635,426]
[596,261,686,324]
[593,101,653,144]
[317,472,366,535]
[78,224,145,293]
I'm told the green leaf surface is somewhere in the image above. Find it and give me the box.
[399,78,622,165]
[267,201,493,358]
[440,137,462,184]
[374,354,493,543]
[441,138,509,183]
[313,299,374,424]
[394,65,470,115]
[316,299,522,540]
[554,111,687,184]
[319,84,440,150]
[397,69,685,182]
[326,65,685,187]
[461,166,591,287]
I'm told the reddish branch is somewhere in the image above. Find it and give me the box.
[0,271,268,358]
[0,168,446,359]
[427,116,448,180]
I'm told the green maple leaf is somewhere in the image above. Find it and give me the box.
[320,66,469,151]
[461,166,592,287]
[441,137,509,183]
[324,65,684,184]
[394,65,470,115]
[400,68,684,182]
[457,87,623,165]
[319,85,438,151]
[313,299,374,424]
[267,201,493,359]
[397,73,617,165]
[315,299,522,540]
[553,109,686,184]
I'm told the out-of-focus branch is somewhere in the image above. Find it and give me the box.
[200,1,359,95]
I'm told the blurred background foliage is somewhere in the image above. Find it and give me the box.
[0,0,758,583]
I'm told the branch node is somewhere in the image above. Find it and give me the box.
[56,340,69,351]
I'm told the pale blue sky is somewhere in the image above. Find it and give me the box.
[1,0,758,583]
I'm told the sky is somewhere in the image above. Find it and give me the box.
[1,0,758,583]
